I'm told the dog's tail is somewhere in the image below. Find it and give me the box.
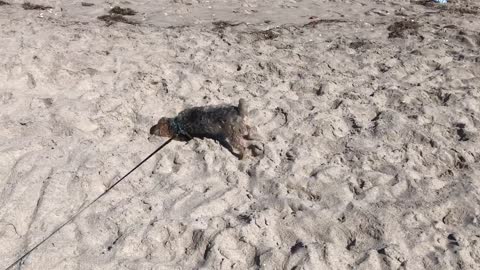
[238,98,248,117]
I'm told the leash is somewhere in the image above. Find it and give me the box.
[4,137,174,270]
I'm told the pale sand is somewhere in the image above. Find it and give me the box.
[1,0,480,269]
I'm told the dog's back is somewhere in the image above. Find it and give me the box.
[175,100,245,139]
[150,99,250,159]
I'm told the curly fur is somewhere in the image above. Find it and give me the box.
[150,99,251,159]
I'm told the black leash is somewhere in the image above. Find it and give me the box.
[4,137,174,270]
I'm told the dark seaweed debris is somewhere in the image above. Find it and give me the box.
[98,14,138,25]
[0,1,10,6]
[448,6,479,15]
[98,5,138,25]
[349,40,367,50]
[304,19,347,28]
[22,2,52,10]
[254,29,280,40]
[81,2,94,7]
[414,0,478,15]
[109,6,137,16]
[212,20,241,31]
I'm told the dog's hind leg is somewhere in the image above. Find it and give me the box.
[244,125,261,141]
[212,135,242,159]
[228,134,246,160]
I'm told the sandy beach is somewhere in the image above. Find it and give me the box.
[1,0,480,269]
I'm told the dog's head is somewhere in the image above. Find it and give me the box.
[150,117,174,137]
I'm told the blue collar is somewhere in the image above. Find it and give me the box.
[171,119,191,139]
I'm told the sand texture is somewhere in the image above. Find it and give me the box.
[1,0,480,269]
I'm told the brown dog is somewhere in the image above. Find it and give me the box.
[150,99,252,159]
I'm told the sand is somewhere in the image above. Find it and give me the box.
[1,0,480,269]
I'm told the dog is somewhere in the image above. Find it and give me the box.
[150,99,254,159]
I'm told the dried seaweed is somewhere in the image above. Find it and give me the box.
[212,20,241,31]
[22,2,52,10]
[98,14,138,25]
[109,6,137,16]
[304,19,347,28]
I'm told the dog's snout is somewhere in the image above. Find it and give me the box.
[149,125,157,135]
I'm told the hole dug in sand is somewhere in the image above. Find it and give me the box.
[387,20,420,38]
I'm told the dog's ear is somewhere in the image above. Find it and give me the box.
[149,124,158,135]
[158,117,168,125]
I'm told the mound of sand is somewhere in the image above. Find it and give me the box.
[1,0,479,269]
